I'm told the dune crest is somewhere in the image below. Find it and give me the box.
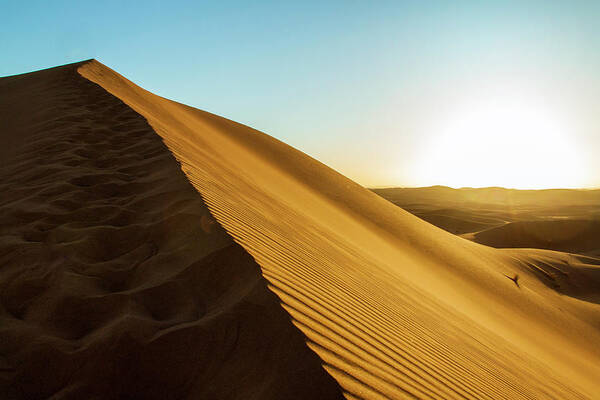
[0,62,343,399]
[76,60,600,398]
[2,60,599,398]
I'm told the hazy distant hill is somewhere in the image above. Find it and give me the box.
[373,185,600,207]
[374,186,600,254]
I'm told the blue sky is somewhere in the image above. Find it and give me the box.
[2,1,599,188]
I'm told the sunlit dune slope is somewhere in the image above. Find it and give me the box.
[79,60,600,399]
[499,248,600,305]
[0,62,343,399]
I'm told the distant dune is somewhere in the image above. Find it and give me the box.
[466,219,600,255]
[1,61,600,399]
[375,186,600,254]
[374,185,600,207]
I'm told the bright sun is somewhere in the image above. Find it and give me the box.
[414,98,585,189]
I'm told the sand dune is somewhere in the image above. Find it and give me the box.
[0,62,342,399]
[499,248,600,305]
[2,60,600,399]
[467,219,600,254]
[401,210,506,235]
[374,185,600,208]
[376,187,600,254]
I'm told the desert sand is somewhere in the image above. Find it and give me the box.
[0,62,342,399]
[1,60,599,399]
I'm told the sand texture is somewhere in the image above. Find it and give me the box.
[0,62,343,399]
[1,60,599,399]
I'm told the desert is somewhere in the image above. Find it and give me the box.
[1,60,599,399]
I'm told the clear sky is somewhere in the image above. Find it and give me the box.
[2,1,599,188]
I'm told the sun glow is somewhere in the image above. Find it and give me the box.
[414,97,585,189]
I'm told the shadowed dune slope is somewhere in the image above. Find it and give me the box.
[79,60,600,399]
[0,62,344,399]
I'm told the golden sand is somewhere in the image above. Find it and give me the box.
[1,60,598,399]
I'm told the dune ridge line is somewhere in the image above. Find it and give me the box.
[0,60,344,399]
[74,59,600,399]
